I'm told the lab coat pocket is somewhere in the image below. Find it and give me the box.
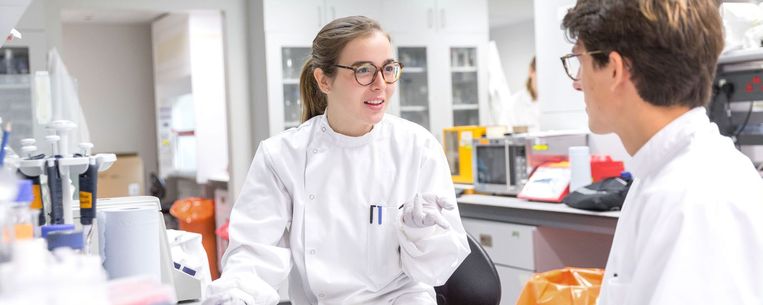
[366,205,403,290]
[601,277,630,305]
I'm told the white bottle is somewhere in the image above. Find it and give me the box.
[569,146,592,192]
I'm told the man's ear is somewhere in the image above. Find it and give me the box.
[313,68,332,94]
[608,51,629,91]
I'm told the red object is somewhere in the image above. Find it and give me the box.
[590,155,625,182]
[170,197,219,280]
[215,219,230,241]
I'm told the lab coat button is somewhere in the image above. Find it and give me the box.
[312,148,318,153]
[309,249,316,255]
[321,126,326,132]
[318,293,325,298]
[309,194,316,200]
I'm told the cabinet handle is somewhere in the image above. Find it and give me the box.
[317,6,323,27]
[427,8,433,29]
[440,9,446,29]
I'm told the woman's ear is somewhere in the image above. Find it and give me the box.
[313,68,332,94]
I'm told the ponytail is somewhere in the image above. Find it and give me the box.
[300,57,327,122]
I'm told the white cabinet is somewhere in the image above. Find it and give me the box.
[461,218,537,305]
[264,0,381,35]
[461,218,537,270]
[264,0,323,34]
[261,0,488,138]
[496,265,534,305]
[436,0,488,34]
[381,0,437,34]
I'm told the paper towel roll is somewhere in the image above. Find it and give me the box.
[569,146,592,192]
[97,206,161,281]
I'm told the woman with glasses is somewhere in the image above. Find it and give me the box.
[204,16,470,305]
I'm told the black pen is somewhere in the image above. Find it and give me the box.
[370,205,376,224]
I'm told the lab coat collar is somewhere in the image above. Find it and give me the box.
[318,114,384,148]
[630,107,709,179]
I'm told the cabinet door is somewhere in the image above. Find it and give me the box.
[326,0,382,22]
[264,0,324,33]
[380,0,436,34]
[435,0,488,33]
[282,47,312,129]
[450,47,480,126]
[496,265,534,305]
[397,47,430,130]
[461,218,536,270]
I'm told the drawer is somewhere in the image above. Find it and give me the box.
[461,218,536,270]
[496,265,535,305]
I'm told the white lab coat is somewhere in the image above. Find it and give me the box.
[207,114,470,305]
[598,107,763,305]
[510,90,540,132]
[489,89,540,132]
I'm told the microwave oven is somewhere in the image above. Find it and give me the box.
[472,136,529,195]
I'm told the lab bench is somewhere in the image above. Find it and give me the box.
[457,194,619,305]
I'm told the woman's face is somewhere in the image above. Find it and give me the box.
[317,31,396,134]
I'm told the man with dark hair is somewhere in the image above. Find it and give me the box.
[561,0,763,304]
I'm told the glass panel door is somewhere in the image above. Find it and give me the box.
[282,47,311,129]
[450,47,479,126]
[398,47,430,129]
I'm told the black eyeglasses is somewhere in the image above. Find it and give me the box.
[333,61,404,86]
[560,50,604,81]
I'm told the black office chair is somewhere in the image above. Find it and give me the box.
[434,233,502,305]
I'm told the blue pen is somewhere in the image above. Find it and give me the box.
[378,206,382,224]
[0,122,10,167]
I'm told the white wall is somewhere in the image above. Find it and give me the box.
[534,0,586,131]
[61,23,157,186]
[490,20,536,93]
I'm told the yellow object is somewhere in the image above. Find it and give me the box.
[516,268,604,305]
[80,191,93,209]
[30,184,43,210]
[443,126,486,184]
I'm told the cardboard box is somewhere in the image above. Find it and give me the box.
[98,153,145,198]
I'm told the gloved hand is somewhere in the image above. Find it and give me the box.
[400,193,456,229]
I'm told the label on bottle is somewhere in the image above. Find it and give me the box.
[80,191,93,208]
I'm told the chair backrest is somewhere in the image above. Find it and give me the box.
[434,233,502,305]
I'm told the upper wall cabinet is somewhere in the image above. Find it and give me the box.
[261,0,488,138]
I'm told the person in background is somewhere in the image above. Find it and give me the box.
[508,56,540,133]
[561,0,763,304]
[203,16,470,305]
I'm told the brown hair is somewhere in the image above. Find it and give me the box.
[299,16,389,122]
[525,56,537,101]
[562,0,723,108]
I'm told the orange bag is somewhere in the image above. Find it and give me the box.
[516,268,604,305]
[170,197,219,279]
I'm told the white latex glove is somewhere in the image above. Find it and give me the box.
[401,193,456,229]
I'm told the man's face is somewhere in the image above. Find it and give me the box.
[571,42,618,134]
